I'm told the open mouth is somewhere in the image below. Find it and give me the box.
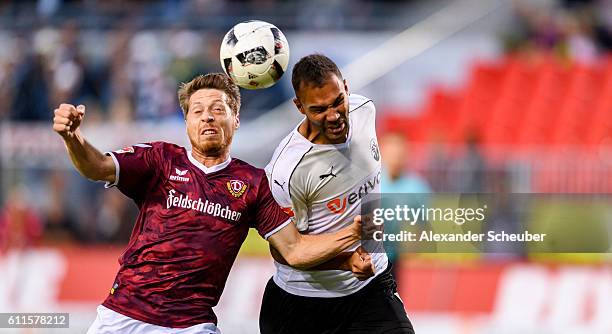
[202,128,219,136]
[327,122,346,135]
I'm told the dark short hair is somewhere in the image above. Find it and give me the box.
[178,73,241,117]
[291,54,343,93]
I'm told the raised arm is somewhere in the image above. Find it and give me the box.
[52,104,116,183]
[267,215,363,270]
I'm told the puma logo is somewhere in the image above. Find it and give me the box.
[274,179,286,190]
[319,166,337,180]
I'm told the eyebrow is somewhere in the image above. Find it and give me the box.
[309,93,343,110]
[191,99,225,107]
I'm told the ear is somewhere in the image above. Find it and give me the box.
[234,112,240,129]
[293,97,306,115]
[343,79,349,95]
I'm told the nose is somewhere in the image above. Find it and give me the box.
[325,108,340,122]
[202,110,214,123]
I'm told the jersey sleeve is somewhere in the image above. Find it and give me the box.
[105,143,163,202]
[265,135,313,232]
[253,174,292,240]
[286,173,310,232]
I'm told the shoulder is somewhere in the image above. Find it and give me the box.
[122,141,185,157]
[229,158,267,183]
[149,141,186,155]
[349,94,375,114]
[265,131,313,180]
[231,158,263,174]
[129,142,185,170]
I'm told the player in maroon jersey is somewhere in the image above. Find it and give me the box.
[52,73,372,334]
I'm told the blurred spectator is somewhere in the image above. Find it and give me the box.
[562,8,598,62]
[128,30,176,120]
[10,52,51,121]
[453,132,487,193]
[484,170,525,256]
[0,186,43,253]
[380,132,431,278]
[380,132,432,194]
[95,189,137,243]
[41,170,79,242]
[506,0,612,61]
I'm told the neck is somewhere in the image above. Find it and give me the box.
[298,121,319,143]
[191,148,229,167]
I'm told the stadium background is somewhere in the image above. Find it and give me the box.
[1,0,611,333]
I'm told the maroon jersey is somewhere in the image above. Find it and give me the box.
[101,142,289,328]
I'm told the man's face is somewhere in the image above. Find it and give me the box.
[294,74,349,144]
[185,89,239,156]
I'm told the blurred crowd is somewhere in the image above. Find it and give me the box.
[0,22,292,123]
[505,0,612,62]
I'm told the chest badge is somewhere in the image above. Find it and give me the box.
[227,179,248,198]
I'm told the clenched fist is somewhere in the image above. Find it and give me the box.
[53,103,85,139]
[349,246,375,280]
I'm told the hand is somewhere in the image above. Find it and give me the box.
[349,246,375,280]
[350,215,362,241]
[53,104,85,139]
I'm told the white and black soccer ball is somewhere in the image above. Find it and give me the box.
[220,20,289,90]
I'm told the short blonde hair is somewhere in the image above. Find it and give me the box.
[177,73,241,117]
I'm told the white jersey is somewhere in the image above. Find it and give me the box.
[265,94,388,298]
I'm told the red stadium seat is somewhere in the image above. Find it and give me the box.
[379,53,612,192]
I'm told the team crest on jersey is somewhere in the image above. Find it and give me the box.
[114,146,134,154]
[370,139,380,161]
[227,180,247,198]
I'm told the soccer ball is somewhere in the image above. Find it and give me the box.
[220,20,290,90]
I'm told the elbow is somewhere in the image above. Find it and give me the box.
[284,251,310,270]
[80,169,105,182]
[77,163,114,183]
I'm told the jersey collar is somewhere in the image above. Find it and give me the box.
[187,151,232,174]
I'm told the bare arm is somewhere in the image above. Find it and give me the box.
[53,104,116,183]
[267,216,362,270]
[270,246,374,280]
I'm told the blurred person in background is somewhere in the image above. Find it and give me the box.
[380,132,431,194]
[379,131,431,279]
[454,132,488,193]
[53,72,370,334]
[0,185,44,312]
[41,170,79,242]
[484,170,525,256]
[506,0,610,60]
[10,48,51,121]
[0,186,43,253]
[94,189,135,243]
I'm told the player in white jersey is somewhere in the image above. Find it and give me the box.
[260,54,415,333]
